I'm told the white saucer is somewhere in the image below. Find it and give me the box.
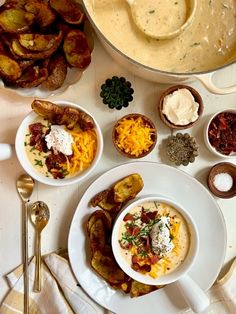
[68,161,226,314]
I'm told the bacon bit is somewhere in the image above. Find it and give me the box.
[146,211,157,220]
[208,112,236,155]
[150,254,159,265]
[123,213,134,222]
[29,122,43,135]
[141,210,150,223]
[132,263,151,273]
[132,226,140,237]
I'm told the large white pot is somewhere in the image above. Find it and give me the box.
[82,1,236,95]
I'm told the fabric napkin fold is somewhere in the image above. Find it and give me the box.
[0,253,105,314]
[1,253,236,314]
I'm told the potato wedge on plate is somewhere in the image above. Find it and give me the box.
[49,0,84,25]
[11,31,63,60]
[18,33,60,52]
[90,189,123,213]
[24,0,56,28]
[41,54,67,90]
[113,173,144,203]
[11,65,48,88]
[0,8,34,33]
[63,30,91,69]
[130,280,161,298]
[91,250,128,285]
[0,54,22,80]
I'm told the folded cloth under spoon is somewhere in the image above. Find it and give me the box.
[16,174,34,314]
[126,0,197,40]
[30,201,50,292]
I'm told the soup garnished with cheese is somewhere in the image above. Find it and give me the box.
[118,200,190,279]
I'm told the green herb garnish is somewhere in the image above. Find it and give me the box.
[34,159,43,167]
[100,76,134,110]
[149,10,155,14]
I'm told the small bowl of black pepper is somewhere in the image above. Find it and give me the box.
[166,133,199,166]
[207,162,236,199]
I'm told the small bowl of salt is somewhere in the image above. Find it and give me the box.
[207,162,236,199]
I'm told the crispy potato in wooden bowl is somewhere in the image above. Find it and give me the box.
[0,0,94,97]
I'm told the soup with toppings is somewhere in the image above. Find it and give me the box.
[84,0,236,73]
[118,201,190,279]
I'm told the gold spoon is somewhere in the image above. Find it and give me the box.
[16,174,34,314]
[30,201,50,292]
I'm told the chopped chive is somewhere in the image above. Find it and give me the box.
[34,159,43,167]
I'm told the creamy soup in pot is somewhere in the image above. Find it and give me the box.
[118,201,190,279]
[84,0,236,73]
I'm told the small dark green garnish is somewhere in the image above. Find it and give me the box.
[24,142,27,146]
[100,76,134,110]
[149,10,155,13]
[166,133,199,166]
[34,159,43,167]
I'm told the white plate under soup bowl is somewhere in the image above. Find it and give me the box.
[112,195,199,286]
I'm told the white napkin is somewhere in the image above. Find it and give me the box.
[1,253,236,314]
[0,254,105,314]
[182,258,236,314]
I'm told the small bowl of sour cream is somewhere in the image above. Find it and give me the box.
[15,100,103,186]
[207,162,236,199]
[112,195,199,286]
[158,85,203,130]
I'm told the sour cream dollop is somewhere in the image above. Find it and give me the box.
[150,216,174,257]
[162,88,199,126]
[45,125,74,156]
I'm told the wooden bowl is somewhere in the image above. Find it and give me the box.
[207,162,236,199]
[112,113,157,159]
[158,85,203,129]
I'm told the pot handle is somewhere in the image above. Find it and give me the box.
[194,73,236,95]
[174,275,210,313]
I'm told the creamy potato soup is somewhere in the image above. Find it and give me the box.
[118,201,190,279]
[24,116,97,179]
[84,0,236,73]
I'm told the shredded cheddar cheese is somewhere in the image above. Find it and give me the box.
[115,116,156,157]
[60,128,97,176]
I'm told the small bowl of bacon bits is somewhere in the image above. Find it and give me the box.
[204,109,236,159]
[15,100,103,186]
[112,113,157,158]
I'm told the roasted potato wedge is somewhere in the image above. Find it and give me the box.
[19,33,60,52]
[87,211,112,253]
[0,54,22,80]
[90,189,122,213]
[18,59,35,71]
[31,99,64,120]
[130,280,161,298]
[87,210,112,237]
[12,66,48,88]
[11,31,63,59]
[113,173,144,203]
[49,0,84,25]
[91,250,127,285]
[0,8,34,33]
[41,54,67,90]
[63,30,91,69]
[24,0,56,28]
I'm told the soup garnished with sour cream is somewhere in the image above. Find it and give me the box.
[118,200,190,279]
